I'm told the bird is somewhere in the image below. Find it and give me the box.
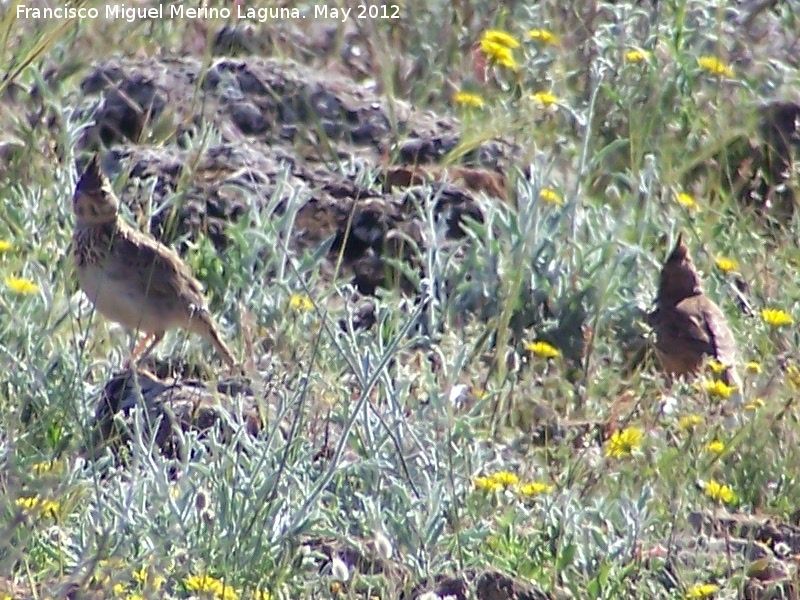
[72,153,236,368]
[647,233,740,387]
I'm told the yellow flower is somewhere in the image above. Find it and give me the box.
[453,91,484,108]
[5,275,38,295]
[528,29,560,45]
[625,49,650,63]
[0,240,12,253]
[289,293,314,311]
[714,257,739,273]
[539,188,563,206]
[525,340,561,358]
[706,440,725,454]
[474,471,520,491]
[112,583,126,595]
[531,91,559,106]
[745,398,765,411]
[761,308,794,327]
[131,569,148,584]
[679,414,704,430]
[15,496,59,517]
[702,380,737,400]
[184,575,238,600]
[706,359,726,374]
[32,461,62,475]
[745,361,761,374]
[470,386,487,399]
[676,192,698,209]
[704,480,735,504]
[254,591,271,600]
[132,569,164,590]
[491,471,519,487]
[480,40,517,68]
[481,29,520,49]
[687,583,720,598]
[473,476,503,493]
[517,481,554,496]
[698,56,734,78]
[605,427,643,458]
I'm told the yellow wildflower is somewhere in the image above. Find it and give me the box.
[517,481,554,496]
[491,471,519,487]
[528,29,560,45]
[706,359,726,374]
[702,380,737,400]
[605,427,643,458]
[289,293,314,311]
[676,192,698,209]
[698,56,734,78]
[15,496,59,517]
[531,91,559,106]
[112,583,126,595]
[705,440,725,454]
[254,592,271,600]
[714,257,739,273]
[745,361,761,374]
[131,569,148,584]
[473,476,503,493]
[453,91,484,108]
[470,386,487,399]
[539,188,564,206]
[481,30,520,49]
[32,461,62,475]
[5,275,38,295]
[761,308,794,327]
[184,574,238,600]
[745,398,765,410]
[687,583,719,598]
[0,240,12,253]
[480,40,517,68]
[625,49,650,63]
[132,569,164,590]
[525,340,561,359]
[679,414,704,430]
[704,480,735,504]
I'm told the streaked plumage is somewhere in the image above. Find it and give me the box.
[72,153,235,367]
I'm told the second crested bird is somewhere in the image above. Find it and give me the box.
[71,153,236,368]
[647,233,740,387]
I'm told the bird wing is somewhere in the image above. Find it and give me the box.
[699,303,738,366]
[651,302,715,357]
[673,297,737,365]
[107,225,207,307]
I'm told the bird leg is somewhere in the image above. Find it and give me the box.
[127,331,165,367]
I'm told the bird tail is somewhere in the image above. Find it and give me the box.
[191,309,236,368]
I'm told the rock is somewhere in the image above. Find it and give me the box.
[88,368,262,458]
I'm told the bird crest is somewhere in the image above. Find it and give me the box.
[73,153,120,225]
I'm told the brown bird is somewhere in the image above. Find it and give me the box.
[647,233,740,386]
[72,154,236,368]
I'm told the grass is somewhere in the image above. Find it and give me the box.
[1,0,800,598]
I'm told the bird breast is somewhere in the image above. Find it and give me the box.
[77,260,167,333]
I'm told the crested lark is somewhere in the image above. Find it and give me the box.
[647,233,740,386]
[72,153,236,368]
